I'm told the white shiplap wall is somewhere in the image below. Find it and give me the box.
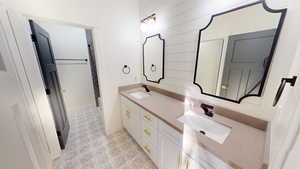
[140,0,289,120]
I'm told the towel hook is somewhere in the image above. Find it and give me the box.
[273,76,297,107]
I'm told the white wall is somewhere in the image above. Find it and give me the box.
[0,0,141,135]
[140,0,291,121]
[37,22,96,113]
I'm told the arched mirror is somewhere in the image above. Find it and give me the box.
[194,0,287,103]
[143,34,165,83]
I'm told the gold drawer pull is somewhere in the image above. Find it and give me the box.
[177,153,182,168]
[144,115,152,121]
[186,159,190,169]
[143,145,151,154]
[126,111,131,119]
[221,84,228,89]
[144,129,151,136]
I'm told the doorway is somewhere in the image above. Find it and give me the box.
[29,20,101,149]
[220,29,276,100]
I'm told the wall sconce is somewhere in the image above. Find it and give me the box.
[141,13,157,33]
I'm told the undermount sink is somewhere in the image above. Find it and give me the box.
[129,91,151,99]
[177,113,231,144]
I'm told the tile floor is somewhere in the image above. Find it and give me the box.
[54,107,157,169]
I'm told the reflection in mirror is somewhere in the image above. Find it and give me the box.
[194,1,286,103]
[143,34,165,83]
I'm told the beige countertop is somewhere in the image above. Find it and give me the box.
[120,87,267,169]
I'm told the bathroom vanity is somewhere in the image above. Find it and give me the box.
[119,84,268,169]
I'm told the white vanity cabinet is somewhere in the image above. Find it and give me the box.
[120,96,183,168]
[120,96,232,169]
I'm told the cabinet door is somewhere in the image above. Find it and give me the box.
[182,154,206,169]
[184,139,233,169]
[159,132,182,169]
[120,102,130,131]
[131,104,142,145]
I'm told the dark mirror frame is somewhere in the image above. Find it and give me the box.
[143,34,165,83]
[193,0,287,103]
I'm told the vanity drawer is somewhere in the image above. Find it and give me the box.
[142,139,158,164]
[142,110,158,128]
[142,124,158,146]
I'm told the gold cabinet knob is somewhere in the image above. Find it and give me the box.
[177,152,182,168]
[186,159,190,169]
[126,111,131,119]
[144,129,151,136]
[144,115,152,121]
[221,85,228,89]
[143,145,151,154]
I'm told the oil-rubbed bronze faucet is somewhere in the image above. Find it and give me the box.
[142,85,150,92]
[201,103,214,117]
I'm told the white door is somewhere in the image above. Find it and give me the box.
[197,39,224,95]
[270,40,300,168]
[0,7,51,169]
[159,132,182,169]
[282,126,300,169]
[5,9,61,158]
